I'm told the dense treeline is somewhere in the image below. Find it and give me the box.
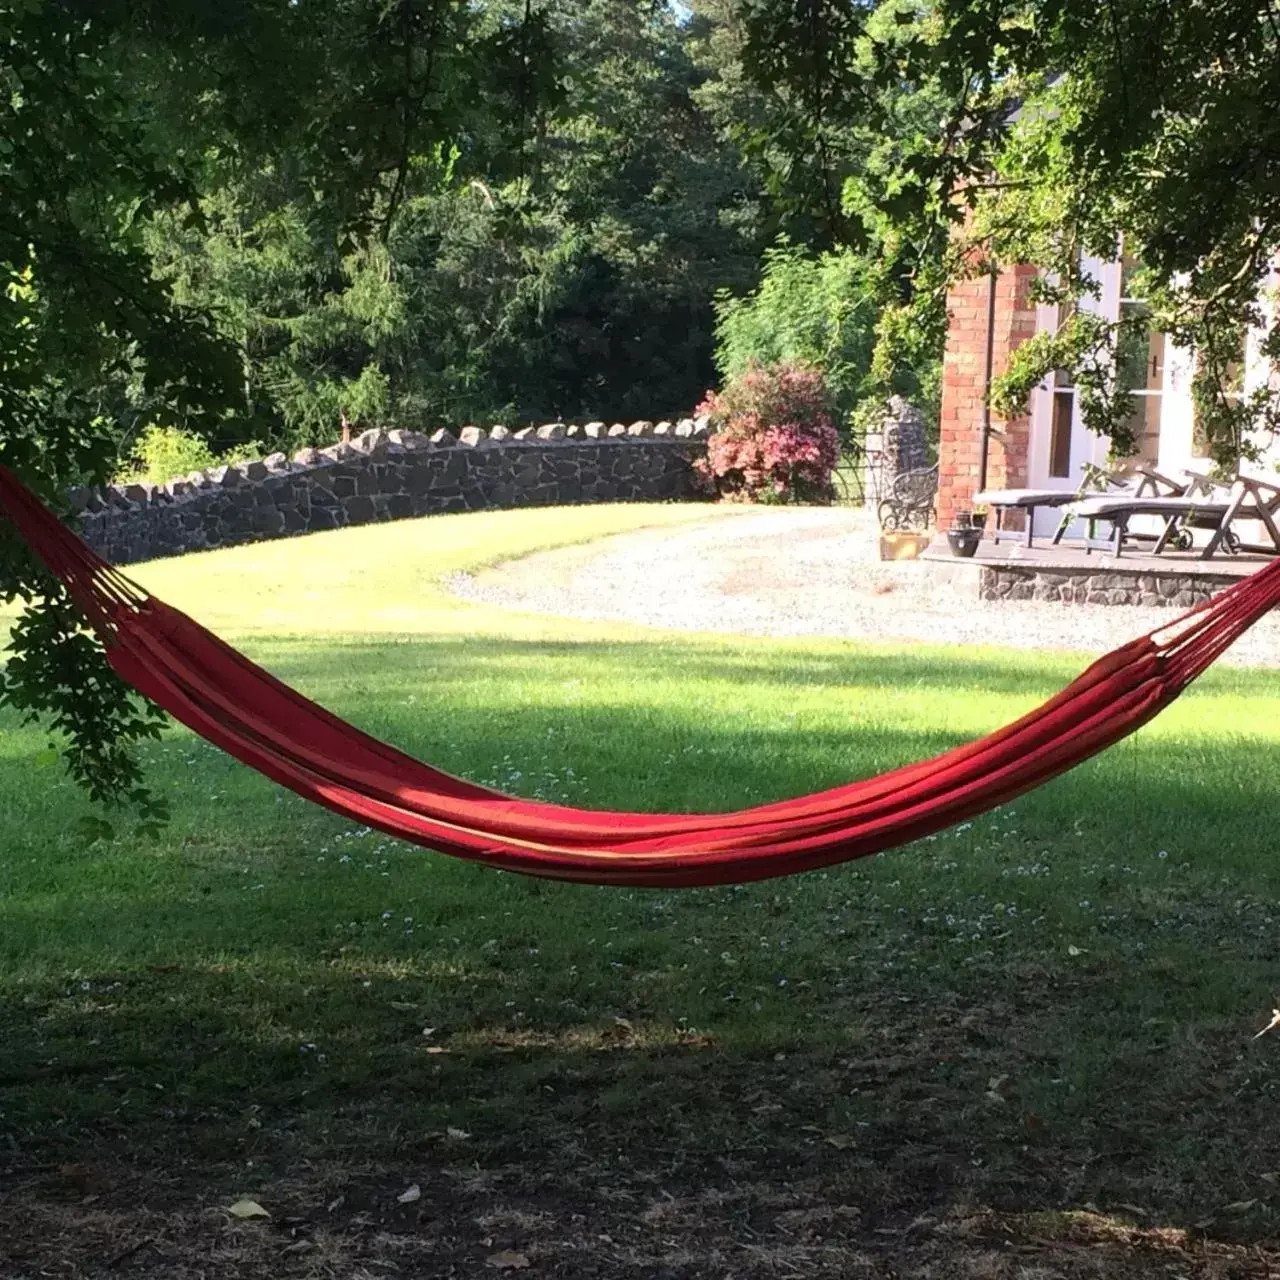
[145,1,774,447]
[14,0,926,469]
[127,0,931,456]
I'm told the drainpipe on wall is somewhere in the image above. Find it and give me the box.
[978,265,998,493]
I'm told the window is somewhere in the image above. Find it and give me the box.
[1191,334,1247,459]
[1049,369,1074,478]
[1117,318,1164,463]
[1118,256,1164,464]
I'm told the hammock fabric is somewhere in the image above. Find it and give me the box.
[2,463,1278,888]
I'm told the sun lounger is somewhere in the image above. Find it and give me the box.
[974,465,1184,548]
[1069,471,1280,558]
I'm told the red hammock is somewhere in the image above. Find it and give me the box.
[1,464,1277,887]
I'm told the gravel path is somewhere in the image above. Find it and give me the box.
[448,507,1280,666]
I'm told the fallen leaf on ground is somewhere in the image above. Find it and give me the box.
[1223,1199,1258,1213]
[397,1184,421,1204]
[1067,945,1086,957]
[486,1251,531,1270]
[447,1127,471,1140]
[824,1134,856,1149]
[227,1199,270,1219]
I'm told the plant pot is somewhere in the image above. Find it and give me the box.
[879,531,931,561]
[946,527,982,558]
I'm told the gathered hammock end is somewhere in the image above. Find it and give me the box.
[1,463,1278,888]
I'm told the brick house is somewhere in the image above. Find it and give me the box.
[935,251,1279,538]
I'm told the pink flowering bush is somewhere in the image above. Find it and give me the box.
[694,362,840,503]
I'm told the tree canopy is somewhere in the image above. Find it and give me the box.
[734,0,1280,460]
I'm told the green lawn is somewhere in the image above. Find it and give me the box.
[3,502,1280,1277]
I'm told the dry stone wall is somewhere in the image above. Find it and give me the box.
[979,562,1234,608]
[76,419,709,565]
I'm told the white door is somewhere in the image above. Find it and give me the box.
[1024,256,1119,538]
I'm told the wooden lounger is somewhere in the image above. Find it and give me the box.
[974,465,1184,548]
[1070,473,1280,558]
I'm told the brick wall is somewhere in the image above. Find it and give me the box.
[937,264,1040,529]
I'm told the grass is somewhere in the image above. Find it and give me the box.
[3,500,1280,1277]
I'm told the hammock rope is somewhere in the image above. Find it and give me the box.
[2,463,1278,887]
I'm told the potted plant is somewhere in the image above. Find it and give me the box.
[947,510,982,558]
[971,503,989,531]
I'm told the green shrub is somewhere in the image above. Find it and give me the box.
[713,242,876,420]
[118,426,262,485]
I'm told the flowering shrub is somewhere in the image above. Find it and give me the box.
[694,362,840,503]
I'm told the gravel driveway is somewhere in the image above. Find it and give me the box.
[449,507,1280,666]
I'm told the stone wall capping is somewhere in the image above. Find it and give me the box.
[537,422,567,440]
[674,421,695,437]
[387,428,431,451]
[608,423,628,437]
[488,424,511,442]
[565,424,583,438]
[691,415,711,437]
[351,428,390,460]
[429,429,458,448]
[513,427,536,441]
[459,426,487,447]
[292,447,322,467]
[627,420,654,437]
[239,460,270,481]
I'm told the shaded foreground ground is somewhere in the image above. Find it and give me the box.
[4,505,1280,1277]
